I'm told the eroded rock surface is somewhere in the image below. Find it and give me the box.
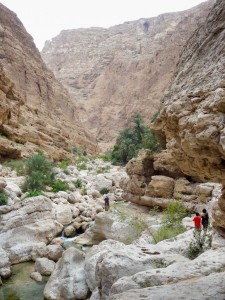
[0,3,97,161]
[42,1,214,150]
[152,0,225,232]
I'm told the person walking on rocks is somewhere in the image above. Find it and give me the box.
[104,195,110,211]
[201,208,209,234]
[193,212,201,236]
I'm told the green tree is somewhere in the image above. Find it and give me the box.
[111,114,161,165]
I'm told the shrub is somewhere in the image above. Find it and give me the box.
[72,147,87,156]
[81,187,87,195]
[3,160,27,176]
[22,170,47,193]
[152,226,186,244]
[151,201,188,243]
[186,232,212,260]
[51,180,70,192]
[22,152,55,193]
[98,152,112,162]
[100,187,109,195]
[161,201,187,228]
[0,192,8,206]
[74,179,82,188]
[75,156,88,164]
[96,168,103,174]
[58,160,69,170]
[25,190,43,198]
[77,163,87,171]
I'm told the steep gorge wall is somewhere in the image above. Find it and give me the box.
[42,1,215,151]
[152,0,225,232]
[0,3,97,161]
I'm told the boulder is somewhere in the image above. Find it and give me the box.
[54,204,72,225]
[35,257,55,276]
[30,271,42,282]
[146,175,175,198]
[95,174,112,191]
[31,242,47,261]
[46,244,64,262]
[0,248,11,279]
[44,248,89,300]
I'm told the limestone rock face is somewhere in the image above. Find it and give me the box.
[109,248,225,300]
[152,0,225,230]
[108,272,225,300]
[0,3,97,161]
[42,1,214,150]
[146,175,175,198]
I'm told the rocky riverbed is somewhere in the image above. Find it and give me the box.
[0,157,225,299]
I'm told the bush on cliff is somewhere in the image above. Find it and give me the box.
[111,114,161,165]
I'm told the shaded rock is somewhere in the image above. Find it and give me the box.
[64,225,76,237]
[146,175,175,198]
[46,244,64,262]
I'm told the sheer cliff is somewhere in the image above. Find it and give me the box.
[0,3,97,161]
[153,0,225,233]
[42,1,214,150]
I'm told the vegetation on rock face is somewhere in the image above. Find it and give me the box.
[111,114,161,165]
[0,191,8,206]
[152,201,187,243]
[72,146,87,156]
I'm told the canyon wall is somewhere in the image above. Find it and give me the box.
[152,0,225,233]
[42,1,215,150]
[0,3,97,161]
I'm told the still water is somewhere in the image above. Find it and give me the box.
[0,262,48,300]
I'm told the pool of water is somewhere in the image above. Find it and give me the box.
[0,262,48,300]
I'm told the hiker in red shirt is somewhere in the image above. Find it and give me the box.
[193,212,201,236]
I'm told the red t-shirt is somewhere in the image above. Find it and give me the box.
[193,216,201,227]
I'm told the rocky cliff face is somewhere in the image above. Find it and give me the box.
[152,0,225,232]
[0,3,97,161]
[42,1,215,150]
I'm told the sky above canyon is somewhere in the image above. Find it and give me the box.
[1,0,205,50]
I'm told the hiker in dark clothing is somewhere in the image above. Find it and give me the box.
[201,208,209,233]
[104,195,110,211]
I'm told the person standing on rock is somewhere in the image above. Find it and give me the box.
[201,208,209,234]
[193,212,201,236]
[104,195,110,211]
